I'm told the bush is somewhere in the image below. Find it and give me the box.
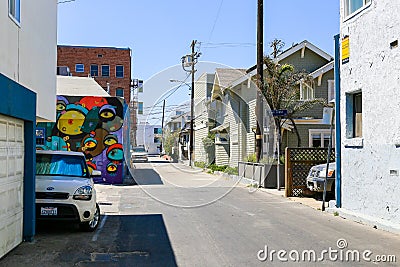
[224,166,238,175]
[244,153,257,163]
[207,164,228,172]
[194,161,206,169]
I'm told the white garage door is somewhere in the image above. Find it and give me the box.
[0,115,24,258]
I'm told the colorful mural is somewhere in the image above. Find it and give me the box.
[37,96,127,184]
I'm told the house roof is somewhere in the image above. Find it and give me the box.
[211,68,246,99]
[57,76,110,96]
[309,61,334,79]
[275,40,333,62]
[210,122,229,132]
[215,68,246,89]
[245,40,333,76]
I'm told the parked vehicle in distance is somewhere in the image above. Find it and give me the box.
[131,146,149,162]
[306,162,335,198]
[35,150,101,231]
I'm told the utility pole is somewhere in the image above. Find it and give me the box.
[130,79,138,147]
[190,40,196,167]
[160,99,166,154]
[180,40,200,166]
[255,0,264,162]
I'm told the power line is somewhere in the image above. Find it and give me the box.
[200,42,256,48]
[153,74,191,106]
[142,103,190,110]
[58,0,75,4]
[208,0,224,42]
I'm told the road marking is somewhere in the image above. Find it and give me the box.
[92,214,108,242]
[246,212,255,216]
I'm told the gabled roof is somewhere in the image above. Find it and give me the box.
[245,40,333,76]
[231,40,333,89]
[57,76,110,96]
[309,61,334,79]
[212,68,246,99]
[215,68,246,89]
[275,40,333,62]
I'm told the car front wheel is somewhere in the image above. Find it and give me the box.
[80,203,100,232]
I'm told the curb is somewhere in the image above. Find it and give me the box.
[326,206,400,235]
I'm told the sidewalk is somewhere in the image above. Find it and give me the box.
[209,163,400,235]
[180,161,326,211]
[259,188,327,210]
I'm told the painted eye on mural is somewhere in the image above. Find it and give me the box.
[100,110,115,119]
[106,163,118,173]
[104,138,117,146]
[56,103,66,111]
[84,140,97,148]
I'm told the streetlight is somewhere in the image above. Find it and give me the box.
[170,79,193,166]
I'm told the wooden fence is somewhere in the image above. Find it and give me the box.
[285,147,335,197]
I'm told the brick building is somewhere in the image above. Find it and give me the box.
[57,45,132,105]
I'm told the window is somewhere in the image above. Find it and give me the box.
[309,129,335,148]
[138,80,144,92]
[327,80,335,102]
[36,154,89,178]
[174,122,181,131]
[138,102,143,114]
[215,133,229,144]
[346,91,362,138]
[353,93,362,137]
[101,65,110,77]
[300,83,314,100]
[154,128,162,134]
[116,88,124,97]
[90,65,99,77]
[9,0,20,24]
[344,0,371,17]
[116,65,124,78]
[154,137,161,144]
[75,64,84,73]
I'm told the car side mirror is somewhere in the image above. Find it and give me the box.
[91,170,102,177]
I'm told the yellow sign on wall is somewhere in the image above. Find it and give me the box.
[342,36,349,64]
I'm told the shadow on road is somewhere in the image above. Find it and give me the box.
[2,214,178,267]
[132,168,164,185]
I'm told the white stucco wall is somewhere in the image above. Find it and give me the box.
[0,0,57,121]
[136,124,162,154]
[340,1,400,224]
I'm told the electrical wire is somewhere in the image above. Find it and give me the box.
[208,0,224,42]
[58,0,75,4]
[153,74,191,106]
[200,42,256,48]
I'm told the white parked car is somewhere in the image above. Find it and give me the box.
[131,146,149,162]
[306,162,335,198]
[35,150,101,231]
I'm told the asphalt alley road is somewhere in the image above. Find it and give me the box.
[2,156,400,266]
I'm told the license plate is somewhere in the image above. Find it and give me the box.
[41,207,57,216]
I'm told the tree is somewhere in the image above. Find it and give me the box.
[258,55,326,154]
[163,128,179,157]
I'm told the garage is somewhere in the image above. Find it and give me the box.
[0,115,24,258]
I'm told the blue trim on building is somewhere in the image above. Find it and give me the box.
[0,73,37,241]
[334,34,342,208]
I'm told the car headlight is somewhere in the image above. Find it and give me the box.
[73,185,93,200]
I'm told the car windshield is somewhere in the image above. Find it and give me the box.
[133,147,146,152]
[36,154,89,178]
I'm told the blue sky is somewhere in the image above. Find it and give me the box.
[57,0,340,123]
